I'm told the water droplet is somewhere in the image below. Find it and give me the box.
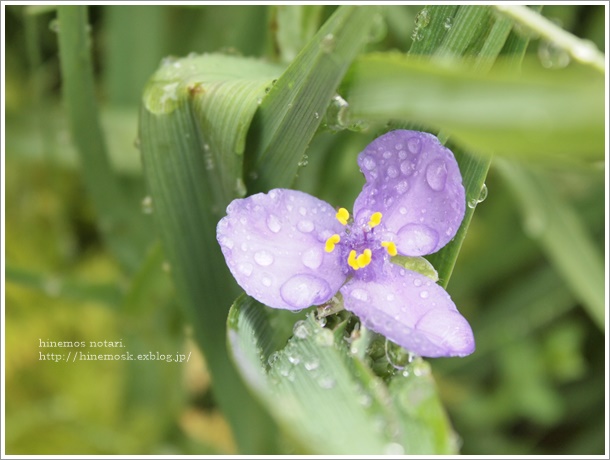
[301,247,323,269]
[234,178,247,197]
[362,155,376,171]
[266,214,281,233]
[320,33,336,53]
[204,152,214,171]
[468,183,488,208]
[141,195,153,214]
[426,159,448,191]
[268,351,280,367]
[420,290,429,299]
[385,339,410,370]
[298,207,307,216]
[238,262,253,276]
[538,40,570,69]
[396,224,438,255]
[304,359,320,371]
[411,30,424,42]
[313,112,320,119]
[415,8,431,28]
[48,19,59,33]
[287,353,301,365]
[297,220,314,233]
[400,160,412,175]
[297,154,309,167]
[413,278,422,287]
[368,13,387,43]
[443,16,453,30]
[256,97,263,105]
[399,207,407,215]
[293,320,311,339]
[407,136,421,154]
[387,166,399,178]
[325,94,350,131]
[280,274,332,309]
[395,180,409,194]
[315,328,334,347]
[386,293,395,301]
[350,288,369,302]
[262,275,272,287]
[318,375,336,389]
[254,250,274,266]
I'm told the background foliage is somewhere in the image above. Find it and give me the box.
[4,4,606,455]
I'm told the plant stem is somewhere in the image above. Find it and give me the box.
[494,4,605,73]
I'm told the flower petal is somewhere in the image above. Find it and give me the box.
[340,262,474,357]
[353,130,465,256]
[217,189,346,310]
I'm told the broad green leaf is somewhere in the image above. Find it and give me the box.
[343,53,604,163]
[495,160,605,330]
[140,53,283,452]
[245,5,380,193]
[227,295,458,455]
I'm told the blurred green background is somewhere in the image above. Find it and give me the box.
[4,4,606,455]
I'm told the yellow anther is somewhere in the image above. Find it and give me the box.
[336,207,350,226]
[356,248,372,268]
[348,250,359,270]
[368,212,383,228]
[325,234,341,253]
[381,241,397,256]
[348,248,372,270]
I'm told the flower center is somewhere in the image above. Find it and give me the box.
[324,208,396,272]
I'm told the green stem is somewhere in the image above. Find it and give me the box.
[494,4,605,73]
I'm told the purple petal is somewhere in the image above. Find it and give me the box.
[217,189,346,310]
[353,130,465,256]
[340,262,474,358]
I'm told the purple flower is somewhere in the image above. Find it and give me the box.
[217,130,474,358]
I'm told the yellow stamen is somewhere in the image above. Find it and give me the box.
[348,250,359,270]
[356,249,372,268]
[368,212,382,228]
[325,234,341,253]
[381,241,397,256]
[336,207,350,226]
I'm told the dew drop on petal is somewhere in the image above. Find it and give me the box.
[350,288,369,302]
[302,247,323,269]
[395,180,409,194]
[238,262,253,276]
[399,207,407,215]
[396,224,439,255]
[362,155,376,171]
[387,165,399,178]
[383,150,392,159]
[425,159,448,191]
[262,275,272,287]
[254,250,274,266]
[280,274,332,309]
[420,290,429,299]
[299,206,307,216]
[297,220,314,233]
[407,136,422,154]
[400,161,412,175]
[413,278,422,287]
[266,214,281,233]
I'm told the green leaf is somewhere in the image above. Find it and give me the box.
[140,53,283,453]
[343,53,604,164]
[227,295,459,455]
[245,5,380,193]
[143,53,283,211]
[56,6,150,272]
[495,160,605,330]
[273,5,324,63]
